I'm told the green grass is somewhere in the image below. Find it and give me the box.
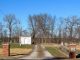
[10,43,32,48]
[0,43,32,48]
[46,47,67,57]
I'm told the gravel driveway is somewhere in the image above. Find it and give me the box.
[19,44,53,59]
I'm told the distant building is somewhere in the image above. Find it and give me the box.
[19,36,31,45]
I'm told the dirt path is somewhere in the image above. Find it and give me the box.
[19,44,53,59]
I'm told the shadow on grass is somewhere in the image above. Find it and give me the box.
[10,54,27,56]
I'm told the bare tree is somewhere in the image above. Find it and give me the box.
[3,29,7,37]
[0,22,4,43]
[50,16,56,37]
[28,14,55,43]
[0,22,3,38]
[75,19,80,42]
[4,14,16,43]
[12,20,22,37]
[57,18,64,43]
[65,16,79,42]
[29,15,36,43]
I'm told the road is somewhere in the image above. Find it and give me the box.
[19,44,53,60]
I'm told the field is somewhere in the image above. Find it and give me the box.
[43,43,80,60]
[45,46,67,57]
[0,44,32,59]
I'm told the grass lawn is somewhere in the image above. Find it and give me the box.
[10,48,32,56]
[10,43,32,48]
[46,47,67,57]
[0,44,32,59]
[0,48,32,59]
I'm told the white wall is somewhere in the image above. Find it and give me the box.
[19,37,31,44]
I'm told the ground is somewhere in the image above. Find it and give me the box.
[0,48,32,59]
[0,44,32,59]
[0,43,80,60]
[19,44,53,59]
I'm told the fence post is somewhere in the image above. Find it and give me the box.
[69,44,76,59]
[3,43,10,56]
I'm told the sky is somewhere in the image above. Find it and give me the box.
[0,0,80,30]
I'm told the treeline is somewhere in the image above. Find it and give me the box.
[0,14,29,43]
[29,14,80,43]
[0,13,80,43]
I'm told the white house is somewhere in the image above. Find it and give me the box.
[19,36,31,45]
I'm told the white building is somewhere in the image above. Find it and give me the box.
[19,36,31,45]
